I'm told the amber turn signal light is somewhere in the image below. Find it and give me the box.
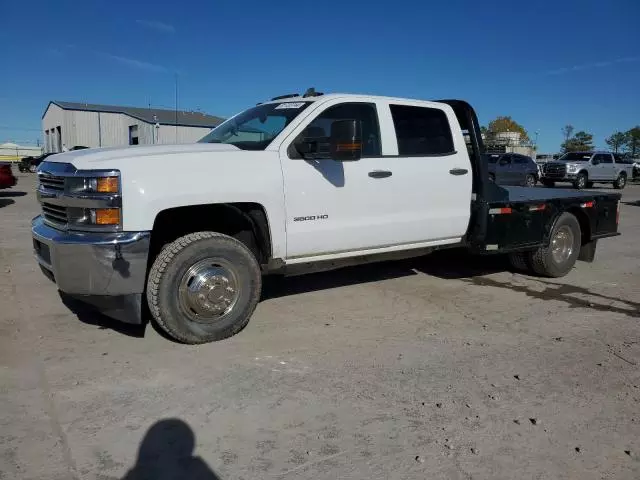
[96,177,119,193]
[95,208,120,225]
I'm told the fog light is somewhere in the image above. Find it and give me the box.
[95,208,120,225]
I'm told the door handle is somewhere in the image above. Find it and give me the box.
[449,168,469,176]
[368,170,392,179]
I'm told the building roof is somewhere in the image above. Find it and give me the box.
[44,101,225,128]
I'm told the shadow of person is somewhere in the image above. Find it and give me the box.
[121,419,220,480]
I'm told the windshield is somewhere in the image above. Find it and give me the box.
[199,102,312,150]
[558,152,592,161]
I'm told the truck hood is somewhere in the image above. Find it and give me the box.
[45,143,241,170]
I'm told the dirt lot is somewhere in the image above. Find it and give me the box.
[2,172,639,480]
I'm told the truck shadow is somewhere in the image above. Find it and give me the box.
[59,292,147,338]
[261,249,506,300]
[623,200,640,207]
[263,250,639,319]
[0,198,15,208]
[461,276,640,319]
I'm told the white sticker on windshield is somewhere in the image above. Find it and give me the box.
[275,102,305,109]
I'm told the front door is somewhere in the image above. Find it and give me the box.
[278,99,472,259]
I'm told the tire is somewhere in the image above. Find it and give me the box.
[29,164,37,173]
[525,174,536,187]
[146,232,262,344]
[528,213,581,278]
[586,181,594,188]
[508,252,530,272]
[542,180,555,187]
[613,173,626,190]
[573,172,587,190]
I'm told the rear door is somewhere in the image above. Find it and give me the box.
[497,154,514,184]
[599,153,615,180]
[591,153,608,180]
[512,155,528,185]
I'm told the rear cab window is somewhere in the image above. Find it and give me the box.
[389,104,455,156]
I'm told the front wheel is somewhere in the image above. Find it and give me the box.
[573,173,587,190]
[614,173,626,190]
[146,232,262,344]
[528,213,581,278]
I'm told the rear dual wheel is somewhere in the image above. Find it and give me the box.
[509,213,582,278]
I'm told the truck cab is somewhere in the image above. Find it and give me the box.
[32,91,622,344]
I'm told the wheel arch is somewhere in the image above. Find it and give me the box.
[565,207,591,246]
[148,202,273,269]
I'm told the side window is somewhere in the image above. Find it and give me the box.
[513,156,526,164]
[296,103,381,157]
[601,154,613,164]
[389,105,454,156]
[500,154,512,165]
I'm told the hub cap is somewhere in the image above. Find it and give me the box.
[178,258,240,323]
[551,225,574,264]
[618,175,625,187]
[578,176,586,188]
[526,175,535,187]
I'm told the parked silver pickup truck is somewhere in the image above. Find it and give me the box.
[541,151,632,190]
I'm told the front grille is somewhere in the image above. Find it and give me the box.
[544,163,566,178]
[39,174,65,191]
[41,202,68,228]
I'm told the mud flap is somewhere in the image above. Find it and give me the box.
[578,239,597,262]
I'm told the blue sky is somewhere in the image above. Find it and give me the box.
[2,0,639,152]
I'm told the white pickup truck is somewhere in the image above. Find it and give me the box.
[33,91,622,343]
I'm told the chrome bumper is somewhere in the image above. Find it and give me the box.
[32,216,150,323]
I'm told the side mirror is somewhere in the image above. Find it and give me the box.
[499,158,509,166]
[330,119,362,161]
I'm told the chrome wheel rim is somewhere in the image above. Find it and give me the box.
[526,175,535,187]
[551,225,574,264]
[618,176,625,187]
[178,258,240,323]
[578,176,586,188]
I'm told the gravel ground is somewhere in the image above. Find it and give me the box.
[1,173,639,480]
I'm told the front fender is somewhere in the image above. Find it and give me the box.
[117,152,287,259]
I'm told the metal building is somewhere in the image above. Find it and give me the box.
[42,101,224,153]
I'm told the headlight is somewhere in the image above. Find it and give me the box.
[566,164,578,173]
[65,175,121,229]
[67,176,120,194]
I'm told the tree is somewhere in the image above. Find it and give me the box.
[561,131,594,152]
[625,126,640,157]
[487,116,529,143]
[605,131,628,153]
[561,125,574,143]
